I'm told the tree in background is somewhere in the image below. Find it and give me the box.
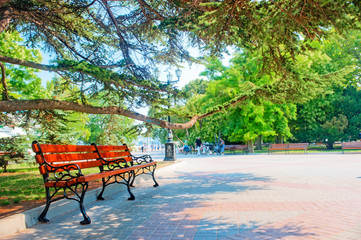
[180,43,343,152]
[0,1,360,130]
[292,86,361,148]
[316,114,349,149]
[0,136,31,172]
[290,30,361,148]
[85,114,139,146]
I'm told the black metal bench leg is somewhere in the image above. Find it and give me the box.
[129,170,135,187]
[151,167,159,187]
[127,183,135,201]
[127,172,135,200]
[79,183,91,225]
[97,178,106,200]
[38,187,51,223]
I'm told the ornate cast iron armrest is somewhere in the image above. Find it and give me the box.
[46,163,84,181]
[132,155,153,165]
[98,157,129,170]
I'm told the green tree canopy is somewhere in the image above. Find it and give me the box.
[0,1,360,130]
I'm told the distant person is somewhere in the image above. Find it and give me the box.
[195,137,202,156]
[178,144,183,154]
[183,138,190,154]
[219,138,225,155]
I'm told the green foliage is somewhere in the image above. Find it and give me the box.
[315,114,349,149]
[0,136,32,172]
[0,31,45,100]
[291,30,361,147]
[31,110,89,145]
[178,1,361,71]
[84,115,139,145]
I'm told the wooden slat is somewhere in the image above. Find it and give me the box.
[288,143,308,150]
[42,152,99,163]
[269,144,288,150]
[103,157,132,163]
[96,145,129,152]
[97,151,130,159]
[33,143,95,154]
[50,160,101,170]
[39,165,47,175]
[343,142,361,149]
[233,145,246,150]
[45,178,78,187]
[39,160,101,174]
[35,155,44,164]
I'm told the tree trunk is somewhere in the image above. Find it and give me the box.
[0,7,12,33]
[275,134,284,144]
[1,159,8,173]
[255,135,262,150]
[324,141,334,149]
[247,140,254,153]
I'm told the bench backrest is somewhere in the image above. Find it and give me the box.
[225,145,246,150]
[224,145,236,150]
[342,141,361,149]
[93,145,132,163]
[32,141,132,175]
[269,144,288,149]
[288,143,308,149]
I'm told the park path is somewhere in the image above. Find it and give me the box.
[3,153,361,240]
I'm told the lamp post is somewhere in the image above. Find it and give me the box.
[155,68,181,161]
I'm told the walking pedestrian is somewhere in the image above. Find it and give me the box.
[219,138,225,155]
[195,137,202,156]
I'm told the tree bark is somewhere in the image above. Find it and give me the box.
[0,7,12,33]
[247,140,254,153]
[0,99,200,129]
[0,0,12,8]
[0,62,9,100]
[255,135,262,150]
[275,134,284,144]
[324,141,334,150]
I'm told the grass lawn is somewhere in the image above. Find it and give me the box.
[0,161,174,206]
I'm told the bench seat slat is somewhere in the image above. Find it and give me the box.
[44,162,157,187]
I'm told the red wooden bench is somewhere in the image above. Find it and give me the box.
[268,143,288,154]
[32,141,158,225]
[224,145,248,154]
[268,143,308,154]
[288,143,308,154]
[342,141,361,153]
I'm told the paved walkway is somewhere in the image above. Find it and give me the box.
[3,153,361,240]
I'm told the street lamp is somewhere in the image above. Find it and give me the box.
[155,68,181,161]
